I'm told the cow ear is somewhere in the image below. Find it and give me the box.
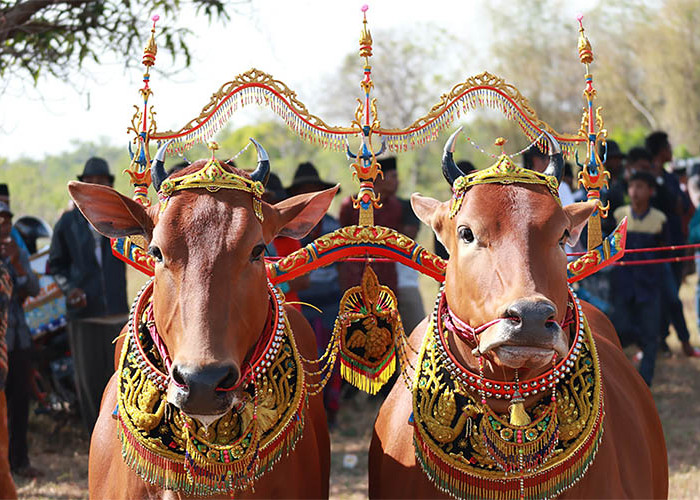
[68,181,154,239]
[563,200,598,246]
[411,193,450,247]
[262,185,339,243]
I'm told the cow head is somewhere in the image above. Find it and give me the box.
[68,140,337,422]
[413,129,597,381]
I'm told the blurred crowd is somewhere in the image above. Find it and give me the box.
[0,129,699,490]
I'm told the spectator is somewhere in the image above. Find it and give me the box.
[48,158,129,430]
[0,202,40,477]
[600,140,627,235]
[0,262,16,497]
[0,185,28,255]
[339,157,403,291]
[522,145,548,172]
[262,173,308,310]
[287,162,343,426]
[643,134,698,356]
[397,195,425,334]
[610,171,666,385]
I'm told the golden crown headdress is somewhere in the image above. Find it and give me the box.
[152,139,269,221]
[442,128,563,218]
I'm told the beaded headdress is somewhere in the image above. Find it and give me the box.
[443,128,564,218]
[153,140,268,221]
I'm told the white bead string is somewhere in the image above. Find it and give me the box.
[463,132,545,159]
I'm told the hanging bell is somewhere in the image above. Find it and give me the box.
[509,391,531,426]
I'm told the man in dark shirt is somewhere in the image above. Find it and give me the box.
[0,202,40,476]
[611,171,666,385]
[48,158,127,319]
[48,158,128,431]
[644,133,698,357]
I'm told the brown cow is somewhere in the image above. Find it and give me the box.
[369,131,668,499]
[70,142,334,499]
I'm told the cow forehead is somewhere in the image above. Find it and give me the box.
[154,189,261,250]
[456,183,567,237]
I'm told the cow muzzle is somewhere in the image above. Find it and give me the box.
[478,299,568,370]
[167,362,241,424]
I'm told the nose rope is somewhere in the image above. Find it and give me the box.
[443,297,575,346]
[146,305,178,385]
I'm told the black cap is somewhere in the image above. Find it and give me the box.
[78,157,114,183]
[0,184,8,198]
[265,173,288,203]
[0,201,12,217]
[600,140,625,160]
[380,156,397,173]
[288,162,336,194]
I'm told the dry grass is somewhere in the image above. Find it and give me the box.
[14,276,700,499]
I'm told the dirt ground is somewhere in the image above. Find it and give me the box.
[14,280,700,499]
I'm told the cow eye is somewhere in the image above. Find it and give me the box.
[458,226,475,244]
[251,244,266,262]
[147,245,163,263]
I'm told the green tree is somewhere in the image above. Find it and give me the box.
[0,0,243,83]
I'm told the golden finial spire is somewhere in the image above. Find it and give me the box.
[359,4,373,61]
[577,14,593,66]
[142,15,159,69]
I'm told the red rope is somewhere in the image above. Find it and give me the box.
[612,254,697,266]
[567,242,700,257]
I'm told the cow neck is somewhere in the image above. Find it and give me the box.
[130,277,284,392]
[116,278,307,496]
[411,294,604,500]
[436,286,582,406]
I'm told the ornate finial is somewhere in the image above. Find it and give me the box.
[577,14,593,65]
[359,5,373,60]
[142,15,159,68]
[208,141,220,158]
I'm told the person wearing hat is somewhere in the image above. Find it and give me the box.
[287,162,344,426]
[0,184,29,256]
[48,158,129,431]
[0,201,40,477]
[263,173,308,310]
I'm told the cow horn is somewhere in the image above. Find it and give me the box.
[442,127,467,186]
[542,131,564,183]
[151,139,174,192]
[249,138,270,186]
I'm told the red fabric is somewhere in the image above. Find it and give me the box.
[0,392,16,499]
[338,195,403,290]
[273,237,302,308]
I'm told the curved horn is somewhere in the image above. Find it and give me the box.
[151,139,174,192]
[345,139,357,160]
[249,138,270,186]
[442,127,467,186]
[542,131,564,183]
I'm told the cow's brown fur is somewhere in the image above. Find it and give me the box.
[69,160,334,499]
[369,183,668,498]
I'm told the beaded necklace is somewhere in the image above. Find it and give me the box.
[117,279,307,496]
[411,288,604,500]
[434,287,583,400]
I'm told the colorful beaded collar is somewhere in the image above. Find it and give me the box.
[411,299,604,500]
[435,287,583,400]
[117,279,306,495]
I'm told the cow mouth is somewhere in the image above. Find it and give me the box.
[478,330,569,370]
[491,345,559,369]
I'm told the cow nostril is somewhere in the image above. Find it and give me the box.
[216,366,240,391]
[171,366,187,388]
[545,317,557,328]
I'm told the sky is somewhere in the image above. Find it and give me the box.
[1,0,596,161]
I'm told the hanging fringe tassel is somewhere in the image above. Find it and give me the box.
[340,347,396,395]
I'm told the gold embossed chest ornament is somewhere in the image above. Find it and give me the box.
[116,278,306,496]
